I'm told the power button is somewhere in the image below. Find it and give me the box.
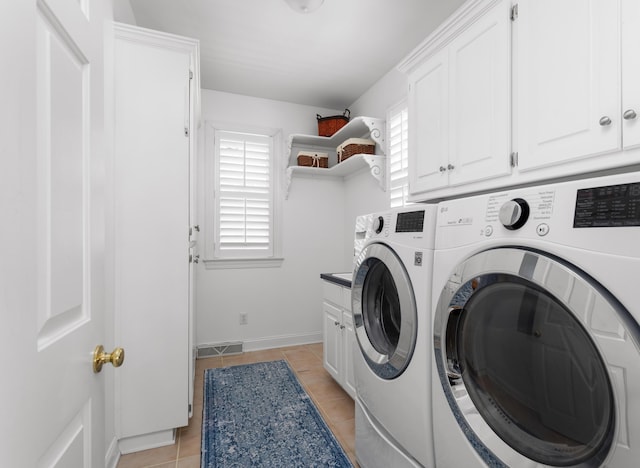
[536,223,550,236]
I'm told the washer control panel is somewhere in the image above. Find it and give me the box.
[373,215,385,234]
[482,190,555,236]
[436,173,640,255]
[574,182,640,228]
[498,198,530,230]
[396,210,425,233]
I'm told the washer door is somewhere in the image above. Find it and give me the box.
[434,247,640,467]
[352,242,417,380]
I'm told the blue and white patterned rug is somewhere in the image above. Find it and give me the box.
[201,359,353,467]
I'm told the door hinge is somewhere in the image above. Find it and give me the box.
[184,127,189,137]
[189,70,193,80]
[511,3,518,21]
[189,404,192,413]
[510,151,519,167]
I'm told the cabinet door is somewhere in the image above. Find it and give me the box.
[622,0,640,149]
[408,48,449,195]
[517,0,620,171]
[342,312,357,399]
[448,0,512,186]
[322,302,341,381]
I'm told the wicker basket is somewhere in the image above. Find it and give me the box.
[337,138,375,163]
[297,151,328,168]
[316,109,350,137]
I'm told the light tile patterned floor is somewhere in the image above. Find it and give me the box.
[117,343,357,467]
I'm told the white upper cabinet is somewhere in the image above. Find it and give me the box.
[517,0,640,171]
[448,3,512,186]
[408,49,449,192]
[622,0,640,149]
[399,0,640,202]
[405,0,512,197]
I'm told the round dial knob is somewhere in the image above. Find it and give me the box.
[499,198,530,230]
[373,216,384,234]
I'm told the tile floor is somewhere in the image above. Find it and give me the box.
[116,343,357,467]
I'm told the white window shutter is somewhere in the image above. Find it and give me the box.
[388,106,409,208]
[216,131,273,257]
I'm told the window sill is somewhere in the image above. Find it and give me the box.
[203,257,284,270]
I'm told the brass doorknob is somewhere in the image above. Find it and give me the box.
[93,345,125,373]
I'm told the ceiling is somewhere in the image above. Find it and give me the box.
[125,0,466,109]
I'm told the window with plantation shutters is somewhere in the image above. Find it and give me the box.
[215,130,273,258]
[388,102,410,208]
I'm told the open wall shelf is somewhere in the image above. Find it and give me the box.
[285,116,386,198]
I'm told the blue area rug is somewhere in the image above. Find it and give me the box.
[201,360,353,467]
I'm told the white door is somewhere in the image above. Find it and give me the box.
[408,48,449,195]
[516,0,620,171]
[2,0,111,466]
[448,0,511,186]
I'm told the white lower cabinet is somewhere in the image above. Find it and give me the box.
[322,280,356,399]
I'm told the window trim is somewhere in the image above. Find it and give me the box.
[203,121,283,269]
[387,99,410,208]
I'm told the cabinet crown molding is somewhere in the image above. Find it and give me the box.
[397,0,504,75]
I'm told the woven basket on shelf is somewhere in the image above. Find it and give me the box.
[316,109,350,137]
[337,138,375,163]
[297,151,328,168]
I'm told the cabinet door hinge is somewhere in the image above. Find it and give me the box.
[510,152,519,167]
[511,3,518,21]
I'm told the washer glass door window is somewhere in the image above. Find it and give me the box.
[352,243,417,380]
[434,247,640,467]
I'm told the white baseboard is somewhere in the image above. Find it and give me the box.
[242,331,322,352]
[118,429,176,455]
[105,437,120,468]
[198,331,322,355]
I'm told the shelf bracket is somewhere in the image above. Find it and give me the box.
[362,155,386,191]
[284,167,294,200]
[361,118,386,155]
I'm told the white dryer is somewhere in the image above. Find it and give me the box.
[351,206,437,468]
[431,172,640,468]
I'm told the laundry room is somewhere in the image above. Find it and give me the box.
[4,0,640,467]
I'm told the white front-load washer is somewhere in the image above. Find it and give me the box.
[431,172,640,468]
[351,205,437,468]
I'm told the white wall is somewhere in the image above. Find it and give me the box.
[113,0,137,24]
[342,171,389,266]
[341,67,412,265]
[196,65,410,350]
[197,90,348,349]
[348,68,409,120]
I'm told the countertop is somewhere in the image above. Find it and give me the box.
[320,272,352,288]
